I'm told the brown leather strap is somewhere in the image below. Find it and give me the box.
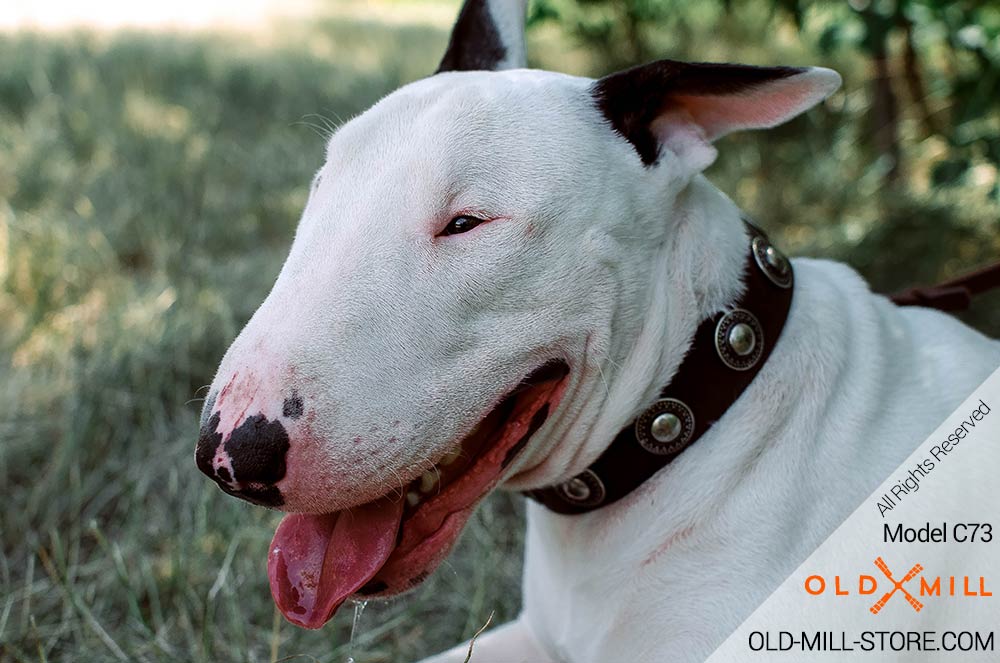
[525,239,1000,515]
[890,261,1000,312]
[525,222,794,515]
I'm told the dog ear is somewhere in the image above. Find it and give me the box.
[592,60,841,171]
[437,0,528,73]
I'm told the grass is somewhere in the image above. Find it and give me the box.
[1,3,998,662]
[0,16,527,663]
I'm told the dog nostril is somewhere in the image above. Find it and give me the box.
[225,413,291,485]
[195,409,291,508]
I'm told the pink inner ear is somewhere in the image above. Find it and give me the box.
[651,109,718,173]
[670,73,831,141]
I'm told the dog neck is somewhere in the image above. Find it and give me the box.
[506,175,752,490]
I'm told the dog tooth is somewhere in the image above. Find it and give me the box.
[440,446,462,466]
[419,470,438,493]
[406,491,421,507]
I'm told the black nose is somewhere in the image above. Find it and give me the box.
[196,411,290,507]
[223,413,291,484]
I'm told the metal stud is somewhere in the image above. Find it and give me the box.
[715,309,764,371]
[752,235,793,289]
[635,398,695,455]
[650,412,682,443]
[727,322,756,357]
[556,469,605,507]
[562,477,590,501]
[765,246,786,272]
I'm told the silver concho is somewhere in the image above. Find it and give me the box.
[715,308,764,371]
[635,398,695,455]
[752,235,793,289]
[556,469,606,507]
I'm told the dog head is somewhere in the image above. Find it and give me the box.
[195,0,840,628]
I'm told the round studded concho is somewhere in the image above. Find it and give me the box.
[634,398,695,456]
[715,308,764,371]
[752,235,793,289]
[555,469,606,507]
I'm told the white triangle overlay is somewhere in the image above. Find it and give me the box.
[707,365,1000,662]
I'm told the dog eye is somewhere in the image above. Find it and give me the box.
[440,215,485,236]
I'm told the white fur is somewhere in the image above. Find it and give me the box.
[204,21,1000,663]
[416,182,1000,662]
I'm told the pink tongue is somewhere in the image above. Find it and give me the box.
[267,498,404,629]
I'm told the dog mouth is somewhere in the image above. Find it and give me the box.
[266,360,570,629]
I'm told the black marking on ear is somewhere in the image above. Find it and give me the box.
[592,60,804,166]
[437,0,506,73]
[224,413,290,485]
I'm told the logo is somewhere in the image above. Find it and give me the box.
[870,557,922,614]
[803,557,991,614]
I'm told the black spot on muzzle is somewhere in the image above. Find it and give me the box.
[224,414,290,485]
[282,392,304,419]
[195,410,290,508]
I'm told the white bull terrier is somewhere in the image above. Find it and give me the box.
[195,0,1000,660]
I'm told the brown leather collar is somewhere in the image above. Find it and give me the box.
[525,221,794,514]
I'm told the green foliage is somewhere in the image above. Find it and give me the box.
[530,0,1000,335]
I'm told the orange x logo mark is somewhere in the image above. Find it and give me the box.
[870,557,923,614]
